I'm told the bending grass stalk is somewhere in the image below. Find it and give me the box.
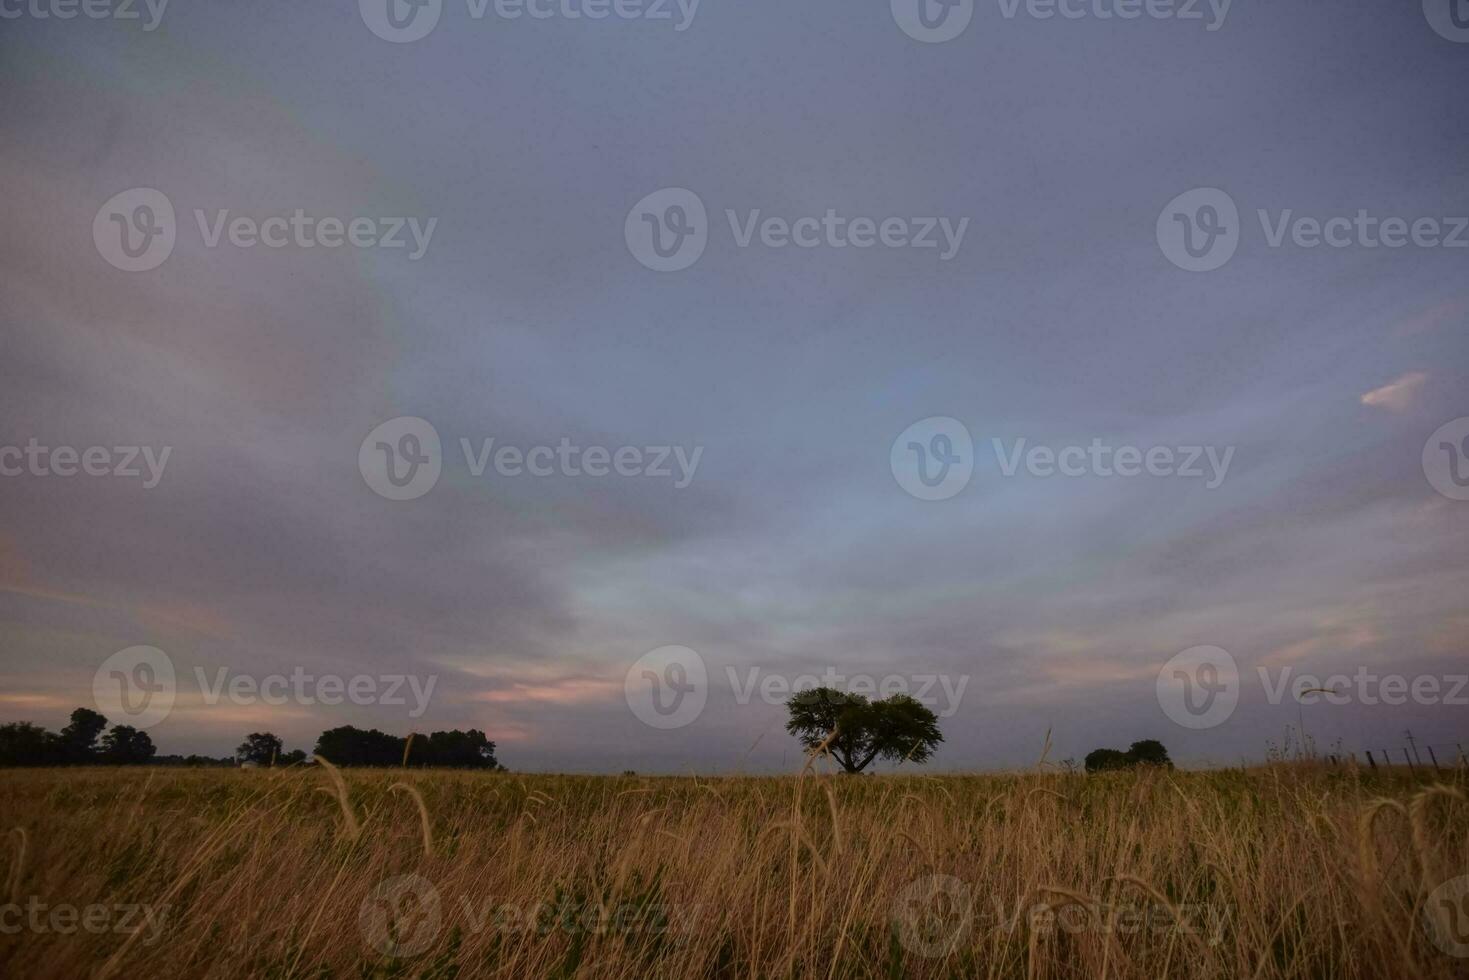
[1356,798,1409,907]
[390,781,434,858]
[1011,885,1116,980]
[314,755,361,842]
[1408,785,1465,897]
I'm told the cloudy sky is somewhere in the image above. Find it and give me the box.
[1,0,1466,771]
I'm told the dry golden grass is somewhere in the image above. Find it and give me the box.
[1,763,1466,978]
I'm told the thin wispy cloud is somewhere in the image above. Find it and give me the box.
[1360,372,1429,413]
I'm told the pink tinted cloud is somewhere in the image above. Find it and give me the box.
[471,676,621,706]
[1360,371,1428,413]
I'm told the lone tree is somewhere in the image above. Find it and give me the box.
[237,732,284,766]
[785,687,942,774]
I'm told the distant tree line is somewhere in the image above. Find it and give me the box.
[0,708,500,770]
[234,728,499,769]
[0,708,155,766]
[1084,739,1172,773]
[152,753,237,767]
[312,725,499,768]
[235,732,307,767]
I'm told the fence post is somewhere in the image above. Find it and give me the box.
[1365,750,1377,769]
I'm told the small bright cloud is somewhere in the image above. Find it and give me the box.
[1360,371,1428,412]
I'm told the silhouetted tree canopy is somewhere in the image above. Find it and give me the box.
[100,725,156,765]
[0,709,156,766]
[313,726,404,766]
[0,711,504,770]
[313,725,499,769]
[0,722,57,766]
[1125,739,1172,767]
[58,708,108,763]
[151,754,235,767]
[408,729,500,768]
[1084,748,1130,772]
[1085,740,1173,772]
[236,732,284,766]
[784,687,943,774]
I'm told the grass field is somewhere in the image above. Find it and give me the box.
[1,764,1467,979]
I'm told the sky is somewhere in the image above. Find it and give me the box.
[1,0,1466,772]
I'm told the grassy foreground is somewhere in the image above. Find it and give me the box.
[1,765,1466,978]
